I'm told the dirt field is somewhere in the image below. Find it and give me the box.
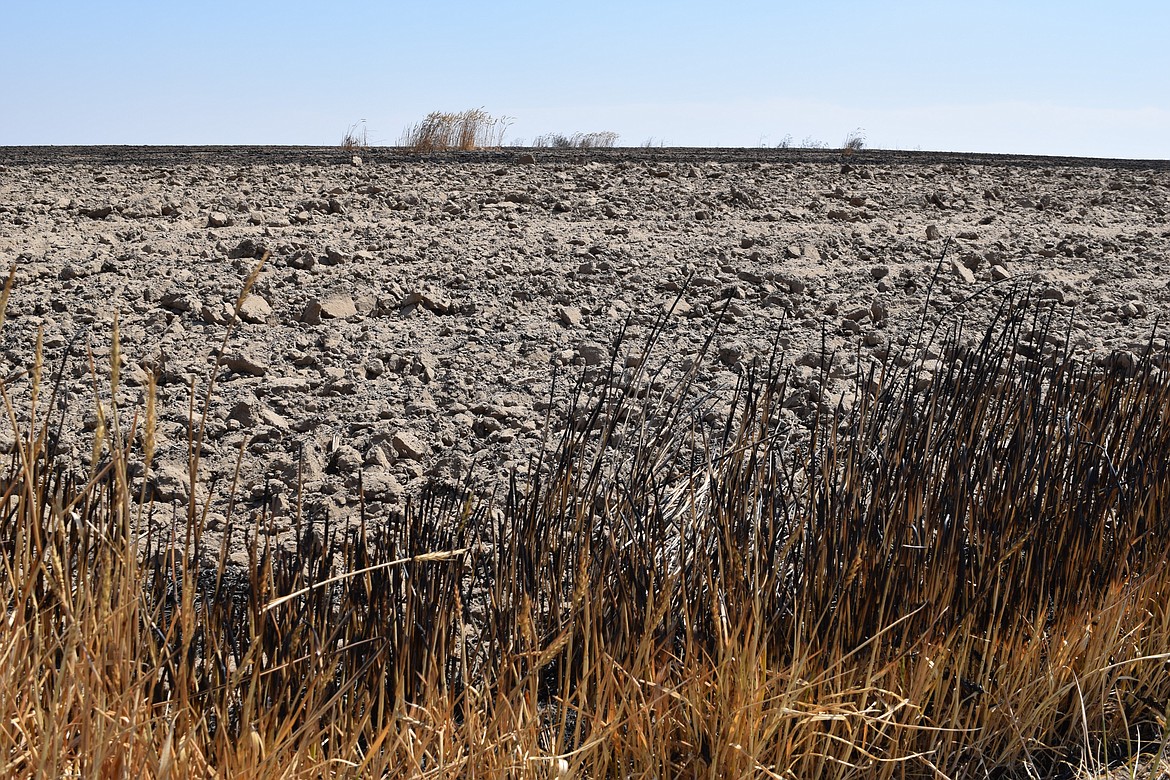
[1,146,1167,553]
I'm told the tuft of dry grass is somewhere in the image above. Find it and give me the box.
[842,127,867,155]
[398,108,512,152]
[800,135,830,149]
[0,265,1168,777]
[340,120,369,151]
[533,131,620,149]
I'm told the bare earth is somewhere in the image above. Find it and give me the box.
[1,146,1167,556]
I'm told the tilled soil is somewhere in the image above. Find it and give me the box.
[1,146,1167,555]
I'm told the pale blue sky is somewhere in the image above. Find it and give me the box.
[2,1,1167,157]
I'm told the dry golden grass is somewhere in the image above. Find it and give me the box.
[398,109,512,152]
[842,128,866,155]
[532,131,620,149]
[0,265,1168,778]
[340,120,369,151]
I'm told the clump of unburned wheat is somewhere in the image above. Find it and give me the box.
[398,108,512,152]
[532,131,620,149]
[842,126,866,155]
[339,119,368,151]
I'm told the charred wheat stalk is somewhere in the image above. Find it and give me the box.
[1,287,1168,777]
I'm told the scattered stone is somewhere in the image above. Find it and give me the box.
[428,454,471,482]
[259,407,290,431]
[82,205,114,219]
[207,211,230,228]
[1039,286,1065,304]
[391,431,429,461]
[58,262,93,280]
[331,445,363,474]
[322,247,349,265]
[844,307,871,322]
[238,294,272,323]
[990,265,1011,281]
[151,463,194,503]
[925,224,941,241]
[201,301,233,324]
[301,294,358,324]
[287,251,315,270]
[222,351,268,376]
[160,291,199,313]
[796,351,827,369]
[361,469,403,502]
[412,352,439,383]
[781,275,807,294]
[1102,350,1138,375]
[227,400,259,428]
[556,305,582,326]
[960,252,983,272]
[468,413,499,437]
[717,343,745,366]
[577,342,609,366]
[229,238,265,259]
[951,259,976,285]
[402,290,452,314]
[364,357,385,378]
[405,393,438,416]
[267,377,311,395]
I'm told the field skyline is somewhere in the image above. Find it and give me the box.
[2,0,1168,158]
